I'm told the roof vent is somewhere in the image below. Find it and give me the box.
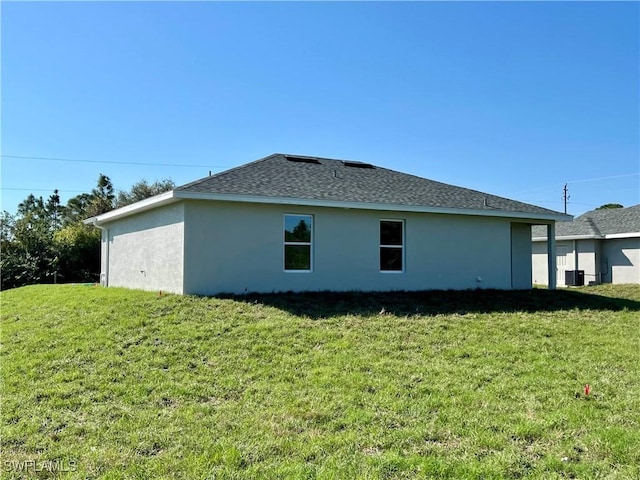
[342,160,374,169]
[285,155,321,165]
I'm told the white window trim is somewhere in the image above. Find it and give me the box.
[380,219,405,273]
[284,214,313,273]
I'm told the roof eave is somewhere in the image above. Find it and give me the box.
[532,234,602,242]
[175,191,571,222]
[605,232,640,239]
[533,231,640,241]
[84,191,179,226]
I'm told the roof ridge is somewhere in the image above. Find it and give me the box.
[176,153,282,190]
[281,153,371,165]
[583,216,603,237]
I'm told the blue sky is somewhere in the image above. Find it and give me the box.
[2,1,638,217]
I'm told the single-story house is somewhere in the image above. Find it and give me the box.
[532,205,640,286]
[86,153,570,295]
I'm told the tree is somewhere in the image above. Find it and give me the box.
[64,193,94,225]
[86,174,115,217]
[1,195,59,289]
[1,174,175,289]
[0,211,15,242]
[1,175,112,289]
[115,179,175,208]
[596,203,624,210]
[63,174,115,223]
[53,222,101,283]
[0,211,21,289]
[45,189,65,231]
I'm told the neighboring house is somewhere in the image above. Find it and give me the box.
[532,205,640,286]
[85,153,570,295]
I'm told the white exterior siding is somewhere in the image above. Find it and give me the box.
[102,203,185,294]
[182,200,519,295]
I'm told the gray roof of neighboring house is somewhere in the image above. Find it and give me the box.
[176,153,564,217]
[532,204,640,239]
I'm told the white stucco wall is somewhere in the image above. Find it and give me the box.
[511,223,532,289]
[533,237,640,285]
[602,238,640,284]
[100,229,109,286]
[534,240,579,286]
[182,200,525,295]
[102,203,185,293]
[577,240,599,285]
[532,241,549,286]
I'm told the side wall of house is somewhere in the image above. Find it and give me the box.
[534,239,581,286]
[577,240,600,285]
[100,229,108,286]
[103,203,185,293]
[511,223,532,289]
[532,241,549,286]
[183,200,524,295]
[534,240,594,286]
[602,238,640,284]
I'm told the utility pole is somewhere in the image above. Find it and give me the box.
[562,183,569,214]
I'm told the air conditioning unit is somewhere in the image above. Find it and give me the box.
[565,270,585,287]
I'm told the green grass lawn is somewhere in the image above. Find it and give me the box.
[1,284,639,479]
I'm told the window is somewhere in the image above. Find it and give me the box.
[380,220,404,272]
[284,214,313,271]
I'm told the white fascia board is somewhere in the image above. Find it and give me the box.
[532,234,601,242]
[533,233,640,242]
[84,191,179,226]
[174,191,572,222]
[605,232,640,239]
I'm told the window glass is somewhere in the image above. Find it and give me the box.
[284,215,312,271]
[285,216,312,242]
[380,220,403,271]
[380,221,403,245]
[285,245,311,270]
[380,247,402,271]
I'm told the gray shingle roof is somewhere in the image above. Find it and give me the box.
[176,153,564,217]
[532,204,640,238]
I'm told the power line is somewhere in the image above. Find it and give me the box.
[1,154,229,169]
[505,172,639,196]
[1,188,86,193]
[566,173,639,184]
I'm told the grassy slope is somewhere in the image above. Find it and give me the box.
[1,285,639,479]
